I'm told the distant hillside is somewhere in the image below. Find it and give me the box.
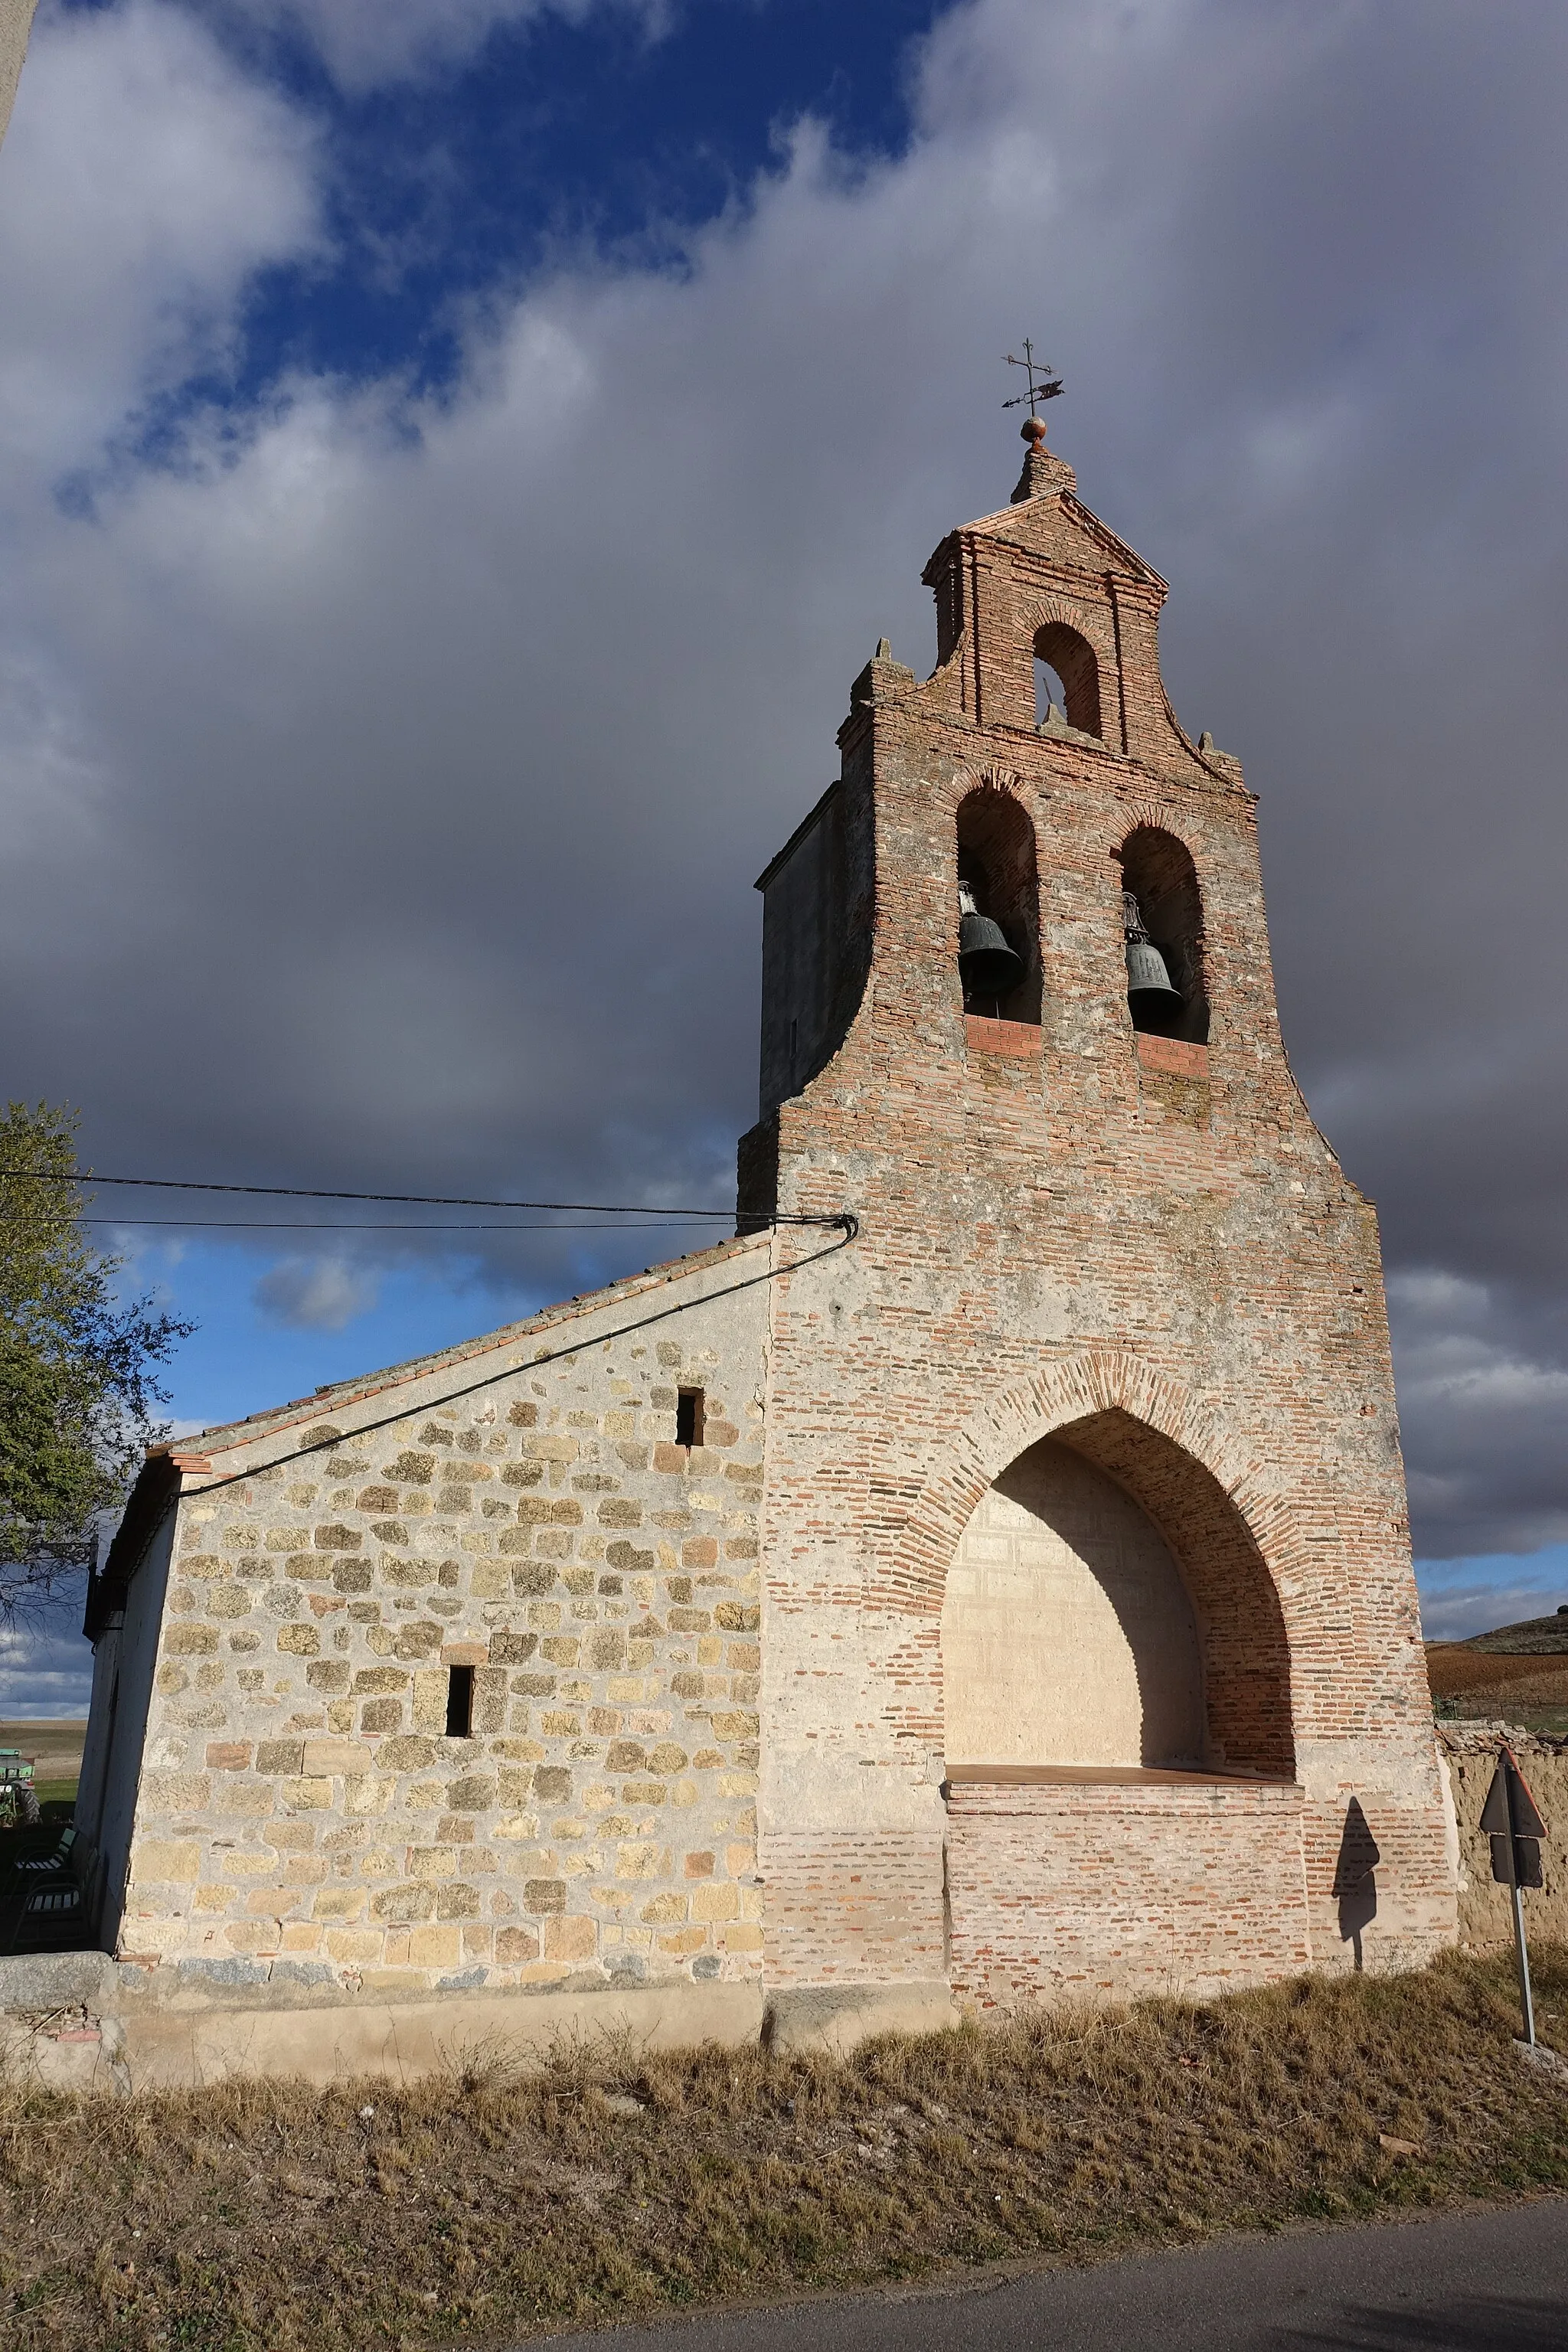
[1459,1613,1568,1655]
[1425,1612,1568,1735]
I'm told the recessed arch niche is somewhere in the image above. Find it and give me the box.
[942,1440,1202,1768]
[940,1412,1294,1778]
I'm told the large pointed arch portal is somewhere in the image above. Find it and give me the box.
[887,1354,1311,2002]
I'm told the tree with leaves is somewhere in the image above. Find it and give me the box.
[0,1102,194,1622]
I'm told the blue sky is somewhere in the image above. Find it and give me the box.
[5,0,1568,1710]
[69,0,945,430]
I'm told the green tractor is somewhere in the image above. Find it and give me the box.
[0,1749,41,1829]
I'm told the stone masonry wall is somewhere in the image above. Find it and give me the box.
[114,1241,772,1998]
[1439,1721,1568,1949]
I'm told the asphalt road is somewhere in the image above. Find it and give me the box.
[526,2200,1568,2351]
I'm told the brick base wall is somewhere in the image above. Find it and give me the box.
[946,1777,1311,2004]
[761,1831,946,1985]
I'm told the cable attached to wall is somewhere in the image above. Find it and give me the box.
[3,1171,860,1242]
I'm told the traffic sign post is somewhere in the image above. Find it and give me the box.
[1479,1743,1547,2047]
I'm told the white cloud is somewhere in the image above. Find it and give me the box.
[216,0,668,93]
[1416,1576,1568,1644]
[0,1592,93,1716]
[254,1255,380,1330]
[0,0,322,479]
[1389,1272,1568,1558]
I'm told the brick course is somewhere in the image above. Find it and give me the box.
[946,1778,1312,2003]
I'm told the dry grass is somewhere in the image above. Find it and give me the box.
[5,1946,1568,2352]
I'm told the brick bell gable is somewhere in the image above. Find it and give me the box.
[743,422,1455,2003]
[916,439,1229,783]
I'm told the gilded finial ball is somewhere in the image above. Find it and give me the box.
[1021,413,1048,447]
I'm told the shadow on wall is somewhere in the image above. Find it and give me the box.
[1333,1796,1380,1970]
[1439,1726,1568,1946]
[941,1439,1204,1770]
[1054,1408,1296,1780]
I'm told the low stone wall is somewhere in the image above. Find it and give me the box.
[1438,1720,1568,1947]
[0,1949,954,2092]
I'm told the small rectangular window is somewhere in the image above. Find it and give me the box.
[676,1387,705,1449]
[446,1663,474,1737]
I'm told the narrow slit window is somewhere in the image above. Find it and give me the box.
[676,1387,705,1449]
[446,1663,474,1738]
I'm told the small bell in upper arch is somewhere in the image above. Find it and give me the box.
[957,878,1024,1010]
[1122,889,1184,1029]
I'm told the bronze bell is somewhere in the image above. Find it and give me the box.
[958,879,1024,1006]
[1122,890,1183,1018]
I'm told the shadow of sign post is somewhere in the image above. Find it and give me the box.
[1481,1743,1546,2047]
[1333,1797,1380,1971]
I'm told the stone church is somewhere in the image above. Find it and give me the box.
[74,420,1457,2074]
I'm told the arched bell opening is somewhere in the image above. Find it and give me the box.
[1118,825,1210,1044]
[939,1413,1294,1780]
[1033,622,1101,739]
[955,788,1041,1024]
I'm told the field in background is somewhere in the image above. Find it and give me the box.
[1426,1622,1568,1737]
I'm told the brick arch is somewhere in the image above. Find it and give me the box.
[938,768,1040,897]
[1115,796,1181,844]
[1023,594,1115,739]
[1115,816,1206,898]
[1023,592,1112,661]
[945,761,1027,810]
[1116,822,1210,1045]
[956,778,1040,1023]
[882,1351,1299,1775]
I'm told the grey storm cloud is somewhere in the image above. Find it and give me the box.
[253,1254,381,1331]
[2,0,1567,1563]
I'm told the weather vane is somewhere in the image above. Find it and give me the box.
[1003,340,1063,439]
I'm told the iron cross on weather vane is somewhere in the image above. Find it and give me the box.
[1003,339,1063,427]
